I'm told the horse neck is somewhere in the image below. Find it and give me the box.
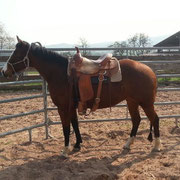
[29,51,68,83]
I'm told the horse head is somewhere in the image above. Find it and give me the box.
[1,36,30,78]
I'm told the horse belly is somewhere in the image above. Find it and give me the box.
[87,82,126,109]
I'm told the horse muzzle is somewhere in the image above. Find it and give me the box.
[0,67,5,77]
[1,69,6,77]
[1,68,12,78]
[0,70,3,77]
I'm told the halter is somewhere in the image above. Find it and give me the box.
[7,43,31,79]
[6,42,42,79]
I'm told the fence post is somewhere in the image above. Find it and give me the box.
[126,106,129,119]
[175,118,179,128]
[28,129,32,142]
[126,49,129,58]
[42,78,49,139]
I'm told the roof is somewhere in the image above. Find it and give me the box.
[154,31,180,47]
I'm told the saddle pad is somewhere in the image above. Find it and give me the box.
[110,61,122,82]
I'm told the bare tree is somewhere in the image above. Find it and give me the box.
[0,23,6,49]
[109,41,128,56]
[109,33,151,56]
[0,22,15,49]
[128,33,151,55]
[77,37,91,56]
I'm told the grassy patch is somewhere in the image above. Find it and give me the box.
[25,71,39,75]
[158,77,180,83]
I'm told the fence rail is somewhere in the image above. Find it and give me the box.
[0,47,180,141]
[0,46,180,52]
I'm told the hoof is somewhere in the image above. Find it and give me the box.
[122,147,130,154]
[60,146,71,158]
[152,148,161,152]
[73,147,80,152]
[60,153,68,158]
[60,154,69,159]
[123,145,130,151]
[73,144,81,152]
[153,137,161,152]
[123,137,135,150]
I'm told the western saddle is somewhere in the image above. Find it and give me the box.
[69,47,120,115]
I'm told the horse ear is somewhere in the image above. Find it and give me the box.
[75,47,80,53]
[16,36,22,43]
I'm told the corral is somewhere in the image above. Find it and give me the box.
[0,48,180,180]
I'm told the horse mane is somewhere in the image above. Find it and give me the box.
[31,43,69,67]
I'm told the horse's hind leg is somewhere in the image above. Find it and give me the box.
[124,100,141,150]
[141,105,161,151]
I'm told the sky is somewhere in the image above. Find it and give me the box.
[0,0,180,46]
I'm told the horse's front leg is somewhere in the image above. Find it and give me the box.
[71,109,82,151]
[58,107,71,157]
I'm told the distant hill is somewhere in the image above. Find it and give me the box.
[45,42,114,48]
[45,35,170,49]
[45,43,74,48]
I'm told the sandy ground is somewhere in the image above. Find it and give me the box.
[0,90,180,180]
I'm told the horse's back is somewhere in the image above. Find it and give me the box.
[120,59,156,81]
[120,59,157,105]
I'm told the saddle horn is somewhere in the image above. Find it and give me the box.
[75,47,80,53]
[73,47,83,65]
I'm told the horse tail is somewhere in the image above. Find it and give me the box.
[147,123,153,142]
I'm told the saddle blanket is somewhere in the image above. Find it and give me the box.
[110,60,122,82]
[91,61,122,83]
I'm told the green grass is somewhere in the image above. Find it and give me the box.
[23,82,42,86]
[158,77,180,83]
[25,71,39,75]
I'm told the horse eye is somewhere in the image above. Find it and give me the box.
[12,49,22,59]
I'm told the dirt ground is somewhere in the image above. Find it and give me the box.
[0,90,180,180]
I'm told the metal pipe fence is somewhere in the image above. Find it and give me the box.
[1,46,180,59]
[0,47,180,142]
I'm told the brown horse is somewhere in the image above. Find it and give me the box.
[1,36,161,157]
